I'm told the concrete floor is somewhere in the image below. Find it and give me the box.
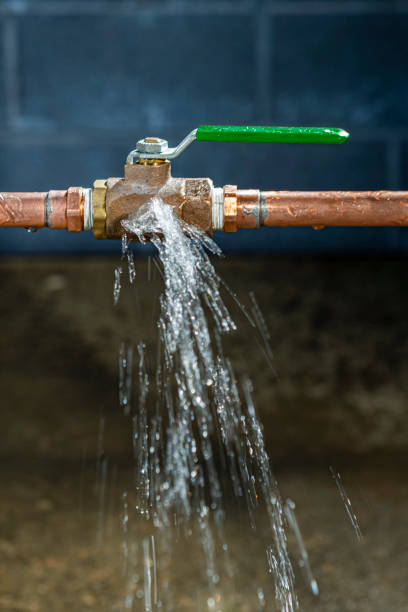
[0,256,407,610]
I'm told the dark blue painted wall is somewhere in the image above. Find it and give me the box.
[0,0,407,254]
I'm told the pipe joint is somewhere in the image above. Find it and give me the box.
[223,185,238,233]
[211,187,224,231]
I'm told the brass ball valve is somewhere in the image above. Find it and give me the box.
[1,125,408,239]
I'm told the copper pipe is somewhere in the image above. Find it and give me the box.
[0,188,86,231]
[222,187,408,231]
[2,181,408,238]
[0,192,46,228]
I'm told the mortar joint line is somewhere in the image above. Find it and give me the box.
[0,1,256,17]
[0,1,406,17]
[2,16,20,130]
[265,1,408,16]
[254,3,271,122]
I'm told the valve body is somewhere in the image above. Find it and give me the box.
[103,161,213,239]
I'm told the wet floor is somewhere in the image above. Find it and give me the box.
[0,461,407,611]
[1,256,407,610]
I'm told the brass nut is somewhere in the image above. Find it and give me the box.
[92,179,107,239]
[223,185,238,232]
[136,158,166,166]
[67,187,84,233]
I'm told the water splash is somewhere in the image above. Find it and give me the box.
[330,466,363,542]
[121,491,129,575]
[119,342,133,416]
[113,266,122,306]
[284,498,319,596]
[143,537,153,611]
[249,291,277,376]
[117,197,297,611]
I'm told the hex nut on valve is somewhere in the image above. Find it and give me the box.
[92,180,108,239]
[136,137,169,155]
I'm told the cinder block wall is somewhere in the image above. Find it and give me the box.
[0,0,407,253]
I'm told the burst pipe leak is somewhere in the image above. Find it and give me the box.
[1,125,408,238]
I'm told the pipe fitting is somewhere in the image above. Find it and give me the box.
[92,180,107,239]
[237,189,260,229]
[47,190,67,229]
[83,188,93,231]
[212,187,224,231]
[67,187,84,233]
[223,185,238,232]
[0,189,88,231]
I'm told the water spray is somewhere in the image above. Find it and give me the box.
[1,124,407,239]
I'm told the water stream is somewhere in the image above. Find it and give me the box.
[114,197,303,611]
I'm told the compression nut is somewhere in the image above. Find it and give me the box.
[92,179,107,239]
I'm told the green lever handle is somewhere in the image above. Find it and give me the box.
[196,125,349,145]
[127,124,350,163]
